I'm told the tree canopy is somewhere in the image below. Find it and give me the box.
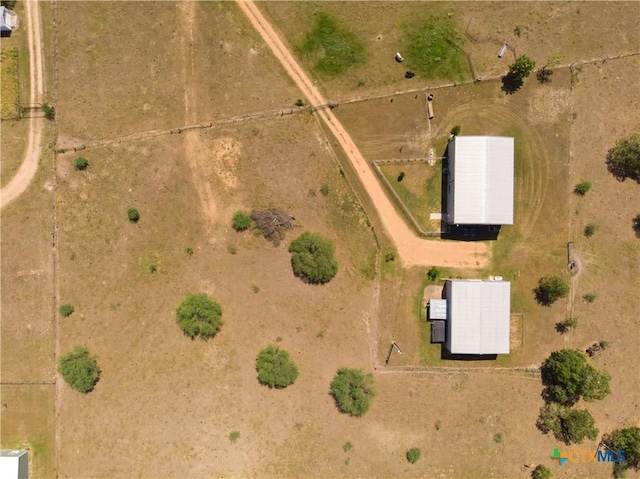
[289,232,338,284]
[176,293,223,340]
[541,349,611,405]
[606,134,640,183]
[509,55,536,80]
[603,427,640,475]
[330,368,376,417]
[534,275,569,306]
[537,404,598,445]
[57,346,101,393]
[256,345,299,389]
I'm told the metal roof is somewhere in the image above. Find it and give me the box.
[429,299,448,320]
[431,320,446,343]
[445,280,510,355]
[449,136,514,225]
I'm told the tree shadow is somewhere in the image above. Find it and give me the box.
[632,214,640,238]
[533,286,553,306]
[501,73,523,94]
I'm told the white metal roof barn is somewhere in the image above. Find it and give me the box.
[444,279,510,355]
[446,136,514,225]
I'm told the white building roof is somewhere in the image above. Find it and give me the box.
[446,280,510,355]
[429,299,447,320]
[0,450,28,479]
[450,136,514,225]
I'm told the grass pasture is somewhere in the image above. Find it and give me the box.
[378,161,442,232]
[0,49,20,118]
[298,12,366,78]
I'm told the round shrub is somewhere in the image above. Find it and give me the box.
[232,211,252,232]
[256,345,299,389]
[127,207,140,223]
[59,303,74,317]
[57,346,101,393]
[534,275,569,306]
[330,368,376,417]
[406,448,422,464]
[176,293,223,340]
[288,232,338,284]
[73,157,89,171]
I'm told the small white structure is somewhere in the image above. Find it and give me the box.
[0,450,29,479]
[0,7,18,34]
[498,43,508,58]
[395,52,404,63]
[428,299,447,320]
[446,136,514,225]
[444,279,510,355]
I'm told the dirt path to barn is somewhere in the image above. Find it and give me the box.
[0,0,44,209]
[235,0,488,269]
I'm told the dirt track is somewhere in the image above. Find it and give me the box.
[1,0,44,209]
[236,0,487,268]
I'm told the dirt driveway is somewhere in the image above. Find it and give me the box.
[0,0,44,209]
[235,0,488,269]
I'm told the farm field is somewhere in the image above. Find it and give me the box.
[1,2,639,479]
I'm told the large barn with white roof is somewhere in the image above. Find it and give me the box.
[444,279,511,355]
[446,136,514,226]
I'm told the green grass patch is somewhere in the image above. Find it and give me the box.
[1,49,20,118]
[406,17,468,81]
[298,12,366,77]
[379,163,442,232]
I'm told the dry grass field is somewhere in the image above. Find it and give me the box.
[1,2,639,479]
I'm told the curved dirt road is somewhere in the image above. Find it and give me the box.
[1,0,45,209]
[236,0,487,268]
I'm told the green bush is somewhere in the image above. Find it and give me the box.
[127,207,140,223]
[534,275,569,305]
[584,223,599,237]
[493,432,504,444]
[330,368,376,417]
[73,157,89,171]
[450,125,461,136]
[232,211,251,232]
[583,293,597,303]
[574,181,592,196]
[256,345,299,389]
[229,431,240,443]
[42,102,55,121]
[532,464,553,479]
[397,172,406,182]
[57,346,101,393]
[320,183,330,196]
[555,317,578,334]
[59,303,74,317]
[427,266,441,281]
[184,247,194,257]
[289,232,338,284]
[176,293,223,340]
[406,448,421,464]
